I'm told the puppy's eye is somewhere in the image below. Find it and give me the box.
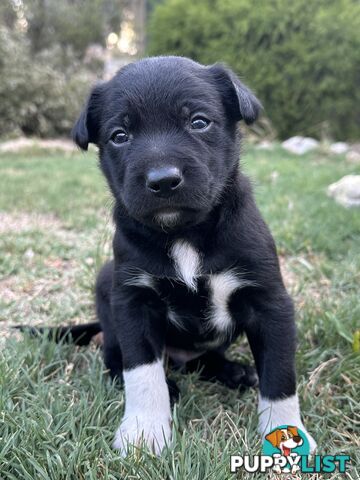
[190,116,210,130]
[110,129,128,144]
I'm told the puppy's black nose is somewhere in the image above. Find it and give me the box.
[293,436,302,444]
[146,167,183,197]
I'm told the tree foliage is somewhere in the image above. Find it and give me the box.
[0,0,124,137]
[4,0,122,57]
[0,26,92,137]
[148,0,360,140]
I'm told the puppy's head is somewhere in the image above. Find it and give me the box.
[73,56,261,231]
[266,426,303,451]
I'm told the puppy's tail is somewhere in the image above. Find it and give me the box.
[14,322,102,346]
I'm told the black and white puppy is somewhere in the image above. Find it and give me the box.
[61,56,317,455]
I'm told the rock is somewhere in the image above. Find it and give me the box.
[37,139,76,152]
[282,136,319,155]
[329,142,349,154]
[256,140,274,150]
[346,144,360,164]
[0,137,76,153]
[347,151,360,164]
[270,171,279,183]
[0,138,36,152]
[327,175,360,208]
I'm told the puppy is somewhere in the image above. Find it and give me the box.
[24,56,317,456]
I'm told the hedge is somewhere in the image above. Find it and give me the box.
[148,0,360,140]
[0,27,94,138]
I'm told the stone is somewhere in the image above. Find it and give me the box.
[0,137,76,153]
[329,142,349,154]
[327,175,360,208]
[346,144,360,164]
[347,151,360,164]
[256,140,274,150]
[282,136,319,155]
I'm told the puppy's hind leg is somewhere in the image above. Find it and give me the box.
[185,350,258,390]
[96,261,123,381]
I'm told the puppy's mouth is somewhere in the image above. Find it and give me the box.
[281,446,292,456]
[153,209,181,228]
[148,207,203,231]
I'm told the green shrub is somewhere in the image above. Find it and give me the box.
[148,0,360,140]
[0,27,95,138]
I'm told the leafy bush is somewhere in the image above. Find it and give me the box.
[9,0,122,58]
[148,0,360,140]
[0,27,95,138]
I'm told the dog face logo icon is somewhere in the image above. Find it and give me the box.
[262,425,310,474]
[265,426,303,456]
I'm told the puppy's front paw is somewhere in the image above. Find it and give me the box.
[258,395,317,454]
[305,429,317,454]
[113,414,172,456]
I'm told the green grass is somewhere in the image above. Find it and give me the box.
[0,145,359,479]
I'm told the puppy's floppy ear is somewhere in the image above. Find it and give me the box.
[265,429,282,448]
[288,426,299,437]
[208,63,262,124]
[72,83,105,150]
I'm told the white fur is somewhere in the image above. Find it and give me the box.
[208,271,252,333]
[155,211,181,228]
[124,272,155,290]
[170,240,201,291]
[258,394,317,453]
[113,360,172,456]
[280,433,302,450]
[168,307,187,331]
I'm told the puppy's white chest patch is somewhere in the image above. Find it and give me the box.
[170,240,201,291]
[208,271,250,333]
[169,240,255,336]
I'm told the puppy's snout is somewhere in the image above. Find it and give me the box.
[146,167,183,197]
[293,435,302,444]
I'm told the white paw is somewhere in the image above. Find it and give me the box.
[113,414,172,456]
[305,429,317,454]
[258,394,317,454]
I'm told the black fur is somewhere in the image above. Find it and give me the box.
[14,322,101,346]
[21,57,297,411]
